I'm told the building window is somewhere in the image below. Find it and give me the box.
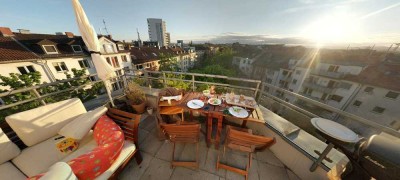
[327,65,339,72]
[78,59,90,68]
[353,100,362,107]
[364,86,374,93]
[88,76,96,82]
[292,79,298,84]
[385,91,399,99]
[71,45,83,52]
[330,95,343,102]
[121,55,127,62]
[17,66,35,74]
[52,62,68,72]
[103,44,114,53]
[339,82,352,90]
[115,70,123,76]
[372,106,385,114]
[43,45,58,54]
[106,57,120,68]
[118,44,124,50]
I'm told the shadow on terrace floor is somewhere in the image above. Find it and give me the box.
[118,113,301,180]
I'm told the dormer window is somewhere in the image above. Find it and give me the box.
[43,45,58,54]
[72,45,83,52]
[103,44,115,53]
[118,44,124,50]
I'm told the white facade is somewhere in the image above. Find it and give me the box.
[147,18,168,47]
[0,37,132,92]
[344,85,400,130]
[233,56,255,77]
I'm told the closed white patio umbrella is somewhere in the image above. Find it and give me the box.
[71,0,116,106]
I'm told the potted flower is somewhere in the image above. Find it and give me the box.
[125,81,146,114]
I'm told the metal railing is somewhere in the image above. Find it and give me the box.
[1,69,399,138]
[1,69,400,172]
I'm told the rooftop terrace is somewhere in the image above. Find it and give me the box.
[118,113,300,180]
[1,69,399,179]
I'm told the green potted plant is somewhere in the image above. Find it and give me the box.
[125,81,146,114]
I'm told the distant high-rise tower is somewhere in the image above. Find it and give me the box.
[177,40,184,48]
[147,18,168,47]
[165,32,171,46]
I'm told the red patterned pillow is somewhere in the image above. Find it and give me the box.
[67,115,124,180]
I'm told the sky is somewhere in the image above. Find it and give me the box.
[1,0,400,46]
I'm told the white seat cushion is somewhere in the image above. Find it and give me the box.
[12,132,93,177]
[59,106,107,140]
[0,128,20,164]
[96,141,136,180]
[6,98,87,146]
[0,162,26,180]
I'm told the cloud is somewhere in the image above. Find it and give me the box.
[189,33,311,45]
[281,0,368,14]
[184,32,400,46]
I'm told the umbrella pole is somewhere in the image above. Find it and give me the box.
[104,80,115,107]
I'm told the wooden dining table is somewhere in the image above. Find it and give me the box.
[159,92,265,149]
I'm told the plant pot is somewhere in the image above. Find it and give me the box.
[130,101,146,114]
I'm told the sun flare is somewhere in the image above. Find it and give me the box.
[302,14,362,44]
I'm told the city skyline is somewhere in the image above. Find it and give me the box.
[1,0,400,46]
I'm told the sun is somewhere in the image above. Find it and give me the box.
[302,14,362,44]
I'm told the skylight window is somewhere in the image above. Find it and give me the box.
[43,45,58,54]
[72,45,83,52]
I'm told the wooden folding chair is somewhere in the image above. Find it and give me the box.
[217,125,276,180]
[160,123,201,169]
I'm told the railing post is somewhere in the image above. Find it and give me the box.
[256,82,265,103]
[31,89,46,105]
[192,75,195,91]
[254,81,261,98]
[163,72,167,88]
[144,70,150,86]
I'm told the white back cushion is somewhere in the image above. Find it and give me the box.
[6,98,87,146]
[0,128,20,164]
[59,106,107,140]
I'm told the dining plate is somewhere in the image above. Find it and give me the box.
[187,99,204,109]
[208,98,221,105]
[229,106,249,118]
[311,118,359,143]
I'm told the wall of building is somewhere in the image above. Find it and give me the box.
[344,85,400,129]
[0,61,52,89]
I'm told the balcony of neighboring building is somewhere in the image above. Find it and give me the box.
[311,69,346,79]
[302,78,337,94]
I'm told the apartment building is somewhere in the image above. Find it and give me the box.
[0,27,132,92]
[129,46,196,73]
[147,18,168,47]
[235,46,400,130]
[343,62,400,130]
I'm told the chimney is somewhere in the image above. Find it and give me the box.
[18,29,30,34]
[65,32,74,38]
[0,27,13,37]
